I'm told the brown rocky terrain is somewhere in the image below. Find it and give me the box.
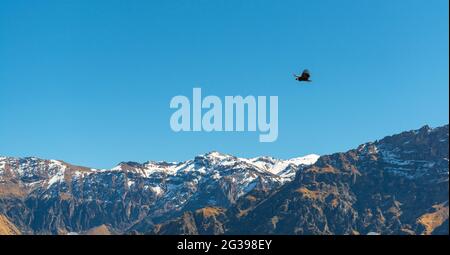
[0,214,21,235]
[143,125,449,235]
[0,124,448,235]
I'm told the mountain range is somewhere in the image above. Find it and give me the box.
[0,124,448,235]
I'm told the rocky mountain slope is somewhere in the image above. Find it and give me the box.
[236,125,449,235]
[0,214,21,235]
[128,125,449,235]
[0,151,318,234]
[0,124,448,235]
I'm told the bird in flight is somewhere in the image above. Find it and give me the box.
[294,69,312,82]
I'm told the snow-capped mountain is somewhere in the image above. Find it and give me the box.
[130,125,448,235]
[237,124,449,235]
[0,125,448,235]
[0,152,318,233]
[0,152,318,187]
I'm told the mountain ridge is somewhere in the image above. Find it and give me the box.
[0,151,319,234]
[0,124,448,235]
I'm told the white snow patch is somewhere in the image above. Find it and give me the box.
[288,154,320,166]
[211,172,221,180]
[47,171,65,187]
[244,154,319,177]
[150,186,163,196]
[206,151,229,160]
[45,160,67,187]
[111,165,123,171]
[0,161,5,176]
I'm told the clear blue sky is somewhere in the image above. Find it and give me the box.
[0,0,448,168]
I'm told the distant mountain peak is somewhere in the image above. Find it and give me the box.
[0,124,447,235]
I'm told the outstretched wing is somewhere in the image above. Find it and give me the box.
[300,69,310,79]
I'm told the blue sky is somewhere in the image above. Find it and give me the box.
[0,0,448,168]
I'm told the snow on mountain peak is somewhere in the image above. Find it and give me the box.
[288,154,320,165]
[0,152,320,202]
[0,151,372,226]
[94,151,320,180]
[204,151,230,159]
[244,154,319,177]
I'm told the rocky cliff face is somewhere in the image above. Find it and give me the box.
[236,125,449,235]
[0,125,448,235]
[0,214,21,235]
[0,151,317,234]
